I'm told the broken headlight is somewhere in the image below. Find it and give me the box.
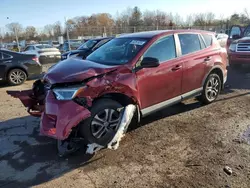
[53,87,85,100]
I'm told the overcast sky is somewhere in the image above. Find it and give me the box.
[0,0,249,28]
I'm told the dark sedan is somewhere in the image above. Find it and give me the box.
[0,50,42,85]
[61,37,113,60]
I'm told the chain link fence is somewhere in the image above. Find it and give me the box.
[65,25,229,39]
[0,25,230,43]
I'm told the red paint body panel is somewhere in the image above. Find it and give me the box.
[136,58,183,108]
[181,51,207,93]
[40,91,91,140]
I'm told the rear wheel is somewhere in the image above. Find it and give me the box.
[7,69,27,86]
[79,99,123,145]
[199,73,221,104]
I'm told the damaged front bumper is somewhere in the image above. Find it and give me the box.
[7,80,136,156]
[7,86,91,140]
[40,90,91,140]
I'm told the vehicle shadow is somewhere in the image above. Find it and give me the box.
[0,116,98,188]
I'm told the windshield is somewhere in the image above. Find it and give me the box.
[78,40,98,50]
[36,45,53,49]
[86,38,147,65]
[244,26,250,37]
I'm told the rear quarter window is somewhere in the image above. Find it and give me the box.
[202,34,213,47]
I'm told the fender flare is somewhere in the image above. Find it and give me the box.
[202,65,224,87]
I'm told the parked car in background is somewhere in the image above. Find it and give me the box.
[59,39,84,53]
[8,30,227,154]
[0,49,42,85]
[61,37,113,60]
[216,33,228,47]
[227,25,250,68]
[40,41,60,48]
[23,44,61,65]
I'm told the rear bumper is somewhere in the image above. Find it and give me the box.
[229,52,250,64]
[39,55,61,65]
[40,91,91,140]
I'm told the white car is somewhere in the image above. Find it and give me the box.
[23,44,61,65]
[216,33,228,48]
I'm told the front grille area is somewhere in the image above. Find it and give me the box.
[236,43,250,52]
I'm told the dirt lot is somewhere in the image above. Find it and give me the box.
[0,67,250,188]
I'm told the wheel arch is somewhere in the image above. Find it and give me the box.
[92,92,141,123]
[93,92,138,106]
[202,66,224,89]
[5,66,28,80]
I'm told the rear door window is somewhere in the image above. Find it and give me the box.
[144,35,176,63]
[178,34,201,55]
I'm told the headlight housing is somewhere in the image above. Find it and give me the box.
[53,87,84,100]
[229,43,237,52]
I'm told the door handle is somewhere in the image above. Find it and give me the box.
[204,57,212,62]
[171,65,182,71]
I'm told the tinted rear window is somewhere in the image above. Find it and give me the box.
[202,34,213,47]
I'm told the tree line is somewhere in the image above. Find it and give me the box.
[1,7,250,43]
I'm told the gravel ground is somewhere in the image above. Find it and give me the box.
[0,67,250,188]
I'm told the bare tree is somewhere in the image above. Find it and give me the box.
[53,21,63,38]
[205,12,215,25]
[244,8,250,19]
[173,13,183,26]
[186,14,195,26]
[143,10,156,26]
[6,22,23,35]
[44,24,54,38]
[25,26,37,40]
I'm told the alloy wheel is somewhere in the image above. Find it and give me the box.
[91,109,121,139]
[10,70,26,85]
[205,76,220,102]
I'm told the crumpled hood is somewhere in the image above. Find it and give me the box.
[44,58,117,84]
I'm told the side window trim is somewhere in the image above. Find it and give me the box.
[198,34,207,49]
[142,34,177,64]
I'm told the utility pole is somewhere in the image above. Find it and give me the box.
[65,17,71,51]
[7,17,20,52]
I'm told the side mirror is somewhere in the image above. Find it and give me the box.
[232,34,241,40]
[141,57,160,68]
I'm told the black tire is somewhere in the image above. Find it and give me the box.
[199,73,221,104]
[7,69,27,86]
[79,99,123,145]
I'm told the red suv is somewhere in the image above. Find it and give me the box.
[8,30,228,154]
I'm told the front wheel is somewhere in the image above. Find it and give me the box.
[79,99,123,145]
[199,73,221,104]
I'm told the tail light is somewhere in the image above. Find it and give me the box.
[32,56,41,66]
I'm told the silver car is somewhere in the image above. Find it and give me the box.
[23,44,61,66]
